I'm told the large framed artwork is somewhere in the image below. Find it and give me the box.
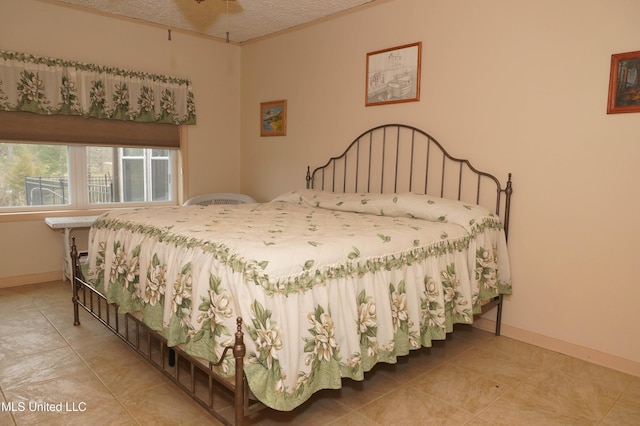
[366,42,421,107]
[607,50,640,114]
[260,100,287,136]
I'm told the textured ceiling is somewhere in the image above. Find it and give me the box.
[53,0,377,44]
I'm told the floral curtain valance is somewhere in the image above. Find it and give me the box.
[0,50,196,125]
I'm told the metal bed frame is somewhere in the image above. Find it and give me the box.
[71,242,259,425]
[71,123,512,425]
[306,124,512,335]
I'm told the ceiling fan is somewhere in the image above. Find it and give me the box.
[191,0,237,42]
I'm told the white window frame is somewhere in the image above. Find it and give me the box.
[0,143,179,213]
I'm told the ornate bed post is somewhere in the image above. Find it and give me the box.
[233,318,246,426]
[305,166,312,189]
[493,173,512,337]
[503,173,513,241]
[70,237,81,326]
[494,294,504,336]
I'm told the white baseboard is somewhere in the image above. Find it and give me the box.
[474,317,640,378]
[0,271,63,288]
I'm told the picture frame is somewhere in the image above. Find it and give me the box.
[260,100,287,136]
[366,42,421,106]
[607,50,640,114]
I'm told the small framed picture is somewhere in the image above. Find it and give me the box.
[260,100,287,136]
[607,50,640,114]
[366,42,421,106]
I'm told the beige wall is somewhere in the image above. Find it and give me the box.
[0,0,242,280]
[1,0,639,374]
[240,0,640,371]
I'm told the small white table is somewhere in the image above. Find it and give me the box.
[45,215,99,282]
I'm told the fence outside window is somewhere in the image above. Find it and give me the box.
[25,175,113,206]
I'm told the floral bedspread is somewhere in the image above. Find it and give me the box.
[86,190,511,411]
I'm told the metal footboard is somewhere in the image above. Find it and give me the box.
[70,238,262,425]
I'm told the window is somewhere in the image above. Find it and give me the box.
[0,142,178,211]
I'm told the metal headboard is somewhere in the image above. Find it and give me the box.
[306,124,513,239]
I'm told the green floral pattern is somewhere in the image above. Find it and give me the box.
[86,190,511,411]
[0,50,196,124]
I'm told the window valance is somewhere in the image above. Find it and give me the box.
[0,50,196,125]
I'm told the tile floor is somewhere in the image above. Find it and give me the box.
[1,280,639,425]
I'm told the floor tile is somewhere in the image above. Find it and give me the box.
[599,394,640,425]
[525,367,623,421]
[479,335,560,367]
[409,363,507,414]
[356,384,474,425]
[235,389,352,426]
[52,308,115,346]
[328,367,402,410]
[549,353,635,394]
[327,410,383,425]
[0,288,34,316]
[624,376,640,398]
[0,346,88,391]
[0,320,69,364]
[475,387,596,426]
[74,337,169,398]
[118,382,215,425]
[4,373,117,425]
[450,342,542,387]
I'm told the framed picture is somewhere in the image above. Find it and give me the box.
[260,100,287,136]
[607,50,640,114]
[366,42,421,106]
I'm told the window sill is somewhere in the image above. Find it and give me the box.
[0,201,181,223]
[0,209,110,224]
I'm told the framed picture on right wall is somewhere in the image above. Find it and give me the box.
[607,50,640,114]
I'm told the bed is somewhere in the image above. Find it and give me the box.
[70,123,512,425]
